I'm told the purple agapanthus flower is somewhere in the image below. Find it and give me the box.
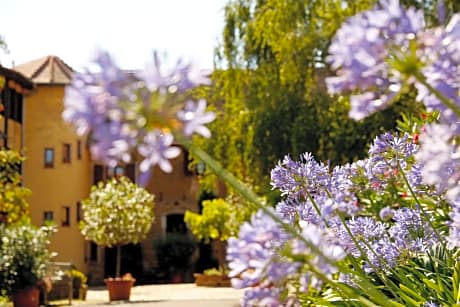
[227,210,291,288]
[415,14,460,133]
[366,132,421,191]
[334,216,399,271]
[416,124,460,203]
[379,206,395,221]
[137,51,210,94]
[240,287,284,307]
[228,208,346,304]
[177,99,216,137]
[138,130,181,176]
[276,193,353,230]
[293,222,345,290]
[388,208,439,263]
[327,0,460,128]
[337,216,387,257]
[325,0,425,120]
[227,210,300,306]
[448,200,460,248]
[63,49,215,183]
[270,153,331,199]
[328,164,362,216]
[368,132,418,161]
[63,50,137,166]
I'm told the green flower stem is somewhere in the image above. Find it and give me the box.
[337,213,402,300]
[325,189,400,296]
[397,161,446,249]
[414,72,460,119]
[324,189,399,298]
[306,190,330,228]
[179,135,398,306]
[307,264,387,307]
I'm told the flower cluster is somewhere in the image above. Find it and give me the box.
[326,0,460,247]
[227,210,345,306]
[227,0,460,305]
[325,0,425,120]
[63,50,215,184]
[0,223,56,295]
[228,130,441,305]
[326,0,460,131]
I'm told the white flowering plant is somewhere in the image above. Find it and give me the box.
[80,176,154,278]
[0,223,56,296]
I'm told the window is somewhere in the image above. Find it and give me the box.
[76,139,82,160]
[43,211,54,223]
[93,165,104,184]
[44,148,54,168]
[62,143,71,163]
[115,166,125,177]
[93,163,136,184]
[108,165,125,178]
[76,201,82,222]
[61,206,70,226]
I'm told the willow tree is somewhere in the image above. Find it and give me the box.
[194,0,457,198]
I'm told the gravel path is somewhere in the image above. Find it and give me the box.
[75,283,244,306]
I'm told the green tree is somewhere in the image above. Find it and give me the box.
[194,0,421,198]
[195,0,460,198]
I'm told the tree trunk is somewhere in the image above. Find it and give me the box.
[116,245,121,277]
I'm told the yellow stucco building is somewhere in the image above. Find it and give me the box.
[15,56,92,273]
[14,56,202,284]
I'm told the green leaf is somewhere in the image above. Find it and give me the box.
[399,283,425,303]
[422,278,441,293]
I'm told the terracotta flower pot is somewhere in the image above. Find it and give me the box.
[105,278,135,301]
[12,287,39,307]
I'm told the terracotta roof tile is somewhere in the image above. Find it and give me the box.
[14,55,74,85]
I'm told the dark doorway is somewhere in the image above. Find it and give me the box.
[166,214,187,234]
[104,244,143,279]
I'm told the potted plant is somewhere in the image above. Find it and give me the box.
[80,176,154,301]
[185,197,253,286]
[0,222,56,307]
[193,268,231,287]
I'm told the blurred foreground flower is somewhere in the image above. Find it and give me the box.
[326,0,460,130]
[63,50,214,184]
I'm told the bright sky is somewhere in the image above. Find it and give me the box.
[0,0,227,71]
